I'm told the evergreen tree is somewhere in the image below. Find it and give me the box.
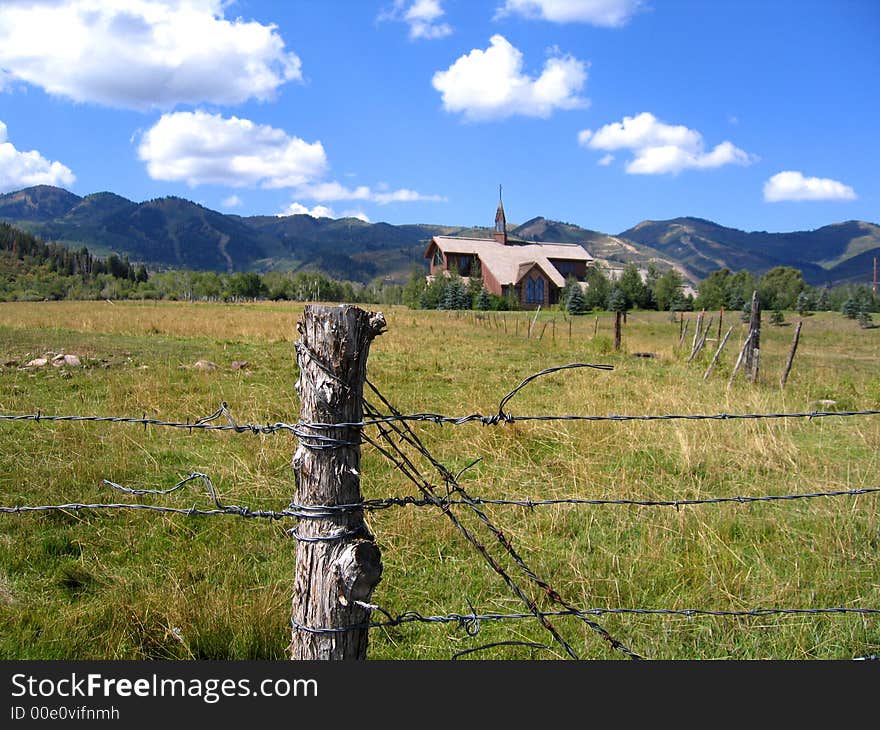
[566,283,586,315]
[795,291,811,316]
[476,286,491,311]
[466,273,483,309]
[816,287,830,311]
[841,298,859,319]
[440,278,469,310]
[454,281,472,310]
[561,275,579,310]
[770,309,785,326]
[607,286,628,313]
[856,310,874,329]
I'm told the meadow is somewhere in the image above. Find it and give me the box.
[0,300,877,660]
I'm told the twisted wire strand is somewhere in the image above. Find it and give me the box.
[2,358,878,439]
[299,601,880,633]
[4,478,877,519]
[4,407,877,431]
[359,393,583,660]
[363,378,643,660]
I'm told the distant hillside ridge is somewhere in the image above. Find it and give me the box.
[620,217,880,286]
[1,186,876,286]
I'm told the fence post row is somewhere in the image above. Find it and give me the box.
[290,304,386,660]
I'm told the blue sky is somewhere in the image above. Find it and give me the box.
[0,0,877,234]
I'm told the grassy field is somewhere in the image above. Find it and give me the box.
[0,300,878,660]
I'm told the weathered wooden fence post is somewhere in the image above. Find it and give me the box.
[745,291,761,383]
[703,325,733,380]
[691,310,704,357]
[678,317,690,347]
[779,320,803,389]
[614,310,622,351]
[688,315,713,363]
[290,304,386,660]
[728,329,754,389]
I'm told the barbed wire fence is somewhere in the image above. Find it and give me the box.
[1,304,878,660]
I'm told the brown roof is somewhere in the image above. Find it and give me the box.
[427,236,592,289]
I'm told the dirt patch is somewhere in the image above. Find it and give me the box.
[0,573,15,605]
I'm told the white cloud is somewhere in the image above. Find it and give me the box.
[0,121,76,192]
[293,180,446,205]
[221,194,242,208]
[374,187,445,204]
[0,0,302,109]
[379,0,452,40]
[763,171,857,202]
[597,153,614,166]
[295,181,372,202]
[496,0,645,27]
[279,202,370,221]
[432,34,588,121]
[281,202,335,218]
[137,111,327,188]
[578,112,756,174]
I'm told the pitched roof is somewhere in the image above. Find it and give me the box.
[428,236,592,289]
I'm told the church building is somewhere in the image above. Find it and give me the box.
[423,190,593,309]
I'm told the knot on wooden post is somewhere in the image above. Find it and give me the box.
[336,542,383,607]
[290,305,385,660]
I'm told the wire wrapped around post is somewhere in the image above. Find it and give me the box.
[289,304,386,660]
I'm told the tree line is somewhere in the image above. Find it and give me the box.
[404,259,877,321]
[404,261,691,313]
[1,222,876,321]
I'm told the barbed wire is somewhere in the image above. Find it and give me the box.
[359,602,880,629]
[3,474,877,519]
[2,362,878,436]
[452,641,554,660]
[0,402,294,434]
[3,360,878,659]
[361,377,644,661]
[0,473,292,520]
[293,599,880,659]
[359,390,586,660]
[3,406,878,432]
[373,486,880,511]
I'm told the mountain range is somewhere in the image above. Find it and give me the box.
[1,185,877,288]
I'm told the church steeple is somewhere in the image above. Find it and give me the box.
[494,184,508,245]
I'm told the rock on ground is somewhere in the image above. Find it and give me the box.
[52,354,81,367]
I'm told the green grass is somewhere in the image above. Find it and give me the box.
[0,302,878,659]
